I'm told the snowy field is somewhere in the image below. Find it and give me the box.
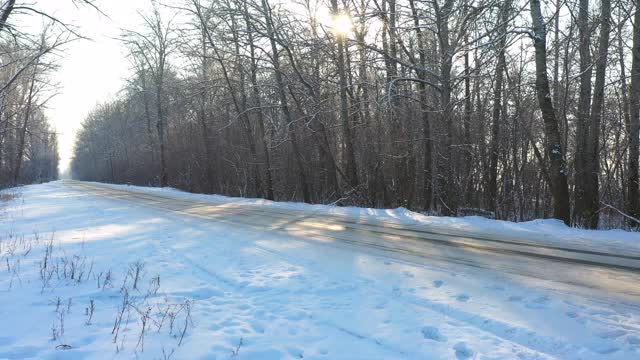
[1,181,640,359]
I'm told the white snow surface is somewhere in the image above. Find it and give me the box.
[0,181,638,359]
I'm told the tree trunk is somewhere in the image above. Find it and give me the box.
[13,63,37,186]
[408,0,432,211]
[230,12,261,198]
[552,0,561,111]
[262,0,311,203]
[244,1,274,200]
[0,0,15,34]
[463,36,472,207]
[488,0,511,215]
[156,78,168,187]
[574,0,592,226]
[330,0,358,189]
[627,0,640,225]
[584,0,612,229]
[530,0,571,225]
[435,0,457,215]
[198,25,216,193]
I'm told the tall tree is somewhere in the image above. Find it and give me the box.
[242,0,274,200]
[434,0,457,215]
[261,0,311,202]
[488,0,512,214]
[583,0,612,228]
[530,0,571,225]
[628,0,640,225]
[331,0,358,189]
[122,6,175,186]
[408,0,433,211]
[574,0,592,226]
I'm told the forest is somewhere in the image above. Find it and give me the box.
[24,0,640,230]
[0,1,67,189]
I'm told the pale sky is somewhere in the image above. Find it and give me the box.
[33,0,150,173]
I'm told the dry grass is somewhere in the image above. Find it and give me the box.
[0,192,18,202]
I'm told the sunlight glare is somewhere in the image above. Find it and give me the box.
[332,14,352,36]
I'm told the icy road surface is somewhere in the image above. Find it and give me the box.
[0,181,639,359]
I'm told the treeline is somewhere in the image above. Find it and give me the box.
[72,0,639,229]
[0,35,60,188]
[0,1,99,188]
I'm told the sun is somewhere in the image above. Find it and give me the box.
[332,14,352,36]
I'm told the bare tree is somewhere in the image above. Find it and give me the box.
[530,0,571,225]
[122,5,176,187]
[628,0,640,226]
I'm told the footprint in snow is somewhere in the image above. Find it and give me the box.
[421,326,447,342]
[402,271,415,278]
[525,296,549,310]
[375,300,387,309]
[565,311,578,318]
[433,280,444,288]
[533,295,550,303]
[287,347,304,359]
[453,342,474,360]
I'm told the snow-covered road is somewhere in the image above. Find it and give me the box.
[67,180,640,301]
[1,181,640,359]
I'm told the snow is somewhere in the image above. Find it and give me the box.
[0,181,639,359]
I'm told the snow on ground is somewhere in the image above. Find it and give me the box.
[91,181,640,256]
[0,181,639,359]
